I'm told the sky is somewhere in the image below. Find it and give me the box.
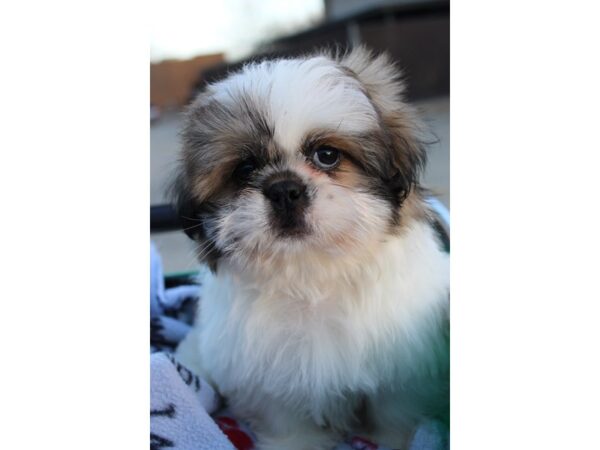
[150,0,325,62]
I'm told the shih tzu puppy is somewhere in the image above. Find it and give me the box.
[173,47,449,450]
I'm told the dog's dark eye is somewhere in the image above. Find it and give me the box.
[312,146,341,170]
[233,159,256,180]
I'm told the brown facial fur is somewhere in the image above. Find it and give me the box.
[181,96,275,203]
[171,47,435,269]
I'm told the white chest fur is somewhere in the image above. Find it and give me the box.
[192,220,449,425]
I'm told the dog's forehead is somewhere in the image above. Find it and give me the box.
[211,56,378,153]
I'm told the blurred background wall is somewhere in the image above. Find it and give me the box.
[150,54,224,109]
[151,0,449,272]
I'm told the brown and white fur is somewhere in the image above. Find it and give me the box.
[173,47,449,450]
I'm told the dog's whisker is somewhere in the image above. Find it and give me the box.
[182,222,204,233]
[194,238,220,263]
[180,215,202,222]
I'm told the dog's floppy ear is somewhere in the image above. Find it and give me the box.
[339,47,427,202]
[169,169,203,241]
[169,168,222,272]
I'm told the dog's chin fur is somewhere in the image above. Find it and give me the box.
[174,47,449,450]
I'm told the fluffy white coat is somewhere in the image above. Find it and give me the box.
[177,219,449,449]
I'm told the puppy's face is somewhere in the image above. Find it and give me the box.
[173,48,426,270]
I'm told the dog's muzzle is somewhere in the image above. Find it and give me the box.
[263,175,309,234]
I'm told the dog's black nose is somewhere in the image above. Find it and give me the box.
[264,179,307,210]
[263,176,309,233]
